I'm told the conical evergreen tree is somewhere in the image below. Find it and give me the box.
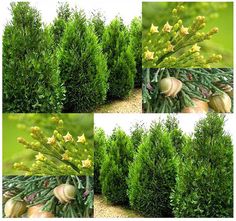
[130,122,146,151]
[171,114,233,217]
[58,11,109,112]
[90,12,105,43]
[51,2,71,45]
[3,2,64,113]
[100,128,133,204]
[129,17,142,87]
[94,128,107,194]
[128,122,176,217]
[102,17,136,99]
[165,115,186,155]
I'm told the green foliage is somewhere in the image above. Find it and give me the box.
[143,68,233,113]
[13,115,94,176]
[165,116,186,155]
[142,2,228,31]
[100,128,133,204]
[102,17,136,99]
[90,12,105,42]
[128,122,176,217]
[94,128,107,194]
[7,113,94,138]
[171,114,233,217]
[3,176,93,218]
[130,122,146,151]
[129,17,142,87]
[51,2,72,45]
[3,2,64,113]
[142,2,231,68]
[58,11,109,112]
[3,2,141,112]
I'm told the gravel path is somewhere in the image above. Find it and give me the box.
[95,89,142,113]
[94,195,143,218]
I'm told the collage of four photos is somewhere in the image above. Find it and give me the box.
[1,0,234,219]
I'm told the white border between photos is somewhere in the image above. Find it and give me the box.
[0,0,235,220]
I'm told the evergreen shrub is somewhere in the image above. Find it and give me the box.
[3,2,64,113]
[94,128,107,194]
[128,122,176,217]
[102,17,136,99]
[129,17,142,87]
[171,114,233,217]
[58,11,109,112]
[100,128,133,204]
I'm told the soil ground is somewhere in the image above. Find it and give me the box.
[94,195,143,218]
[95,88,142,113]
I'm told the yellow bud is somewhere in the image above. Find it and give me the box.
[31,126,40,133]
[210,27,219,34]
[35,152,46,161]
[172,8,177,14]
[17,137,27,144]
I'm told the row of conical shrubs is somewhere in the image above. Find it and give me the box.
[95,114,233,217]
[3,2,141,113]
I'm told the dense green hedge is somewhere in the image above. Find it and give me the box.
[97,114,233,217]
[3,2,141,113]
[171,114,233,217]
[100,128,133,204]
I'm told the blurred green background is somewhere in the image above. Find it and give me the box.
[3,114,94,175]
[142,2,233,67]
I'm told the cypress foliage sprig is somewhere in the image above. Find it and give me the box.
[143,68,233,113]
[3,176,93,218]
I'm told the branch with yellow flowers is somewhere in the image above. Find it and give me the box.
[14,123,93,176]
[143,4,222,68]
